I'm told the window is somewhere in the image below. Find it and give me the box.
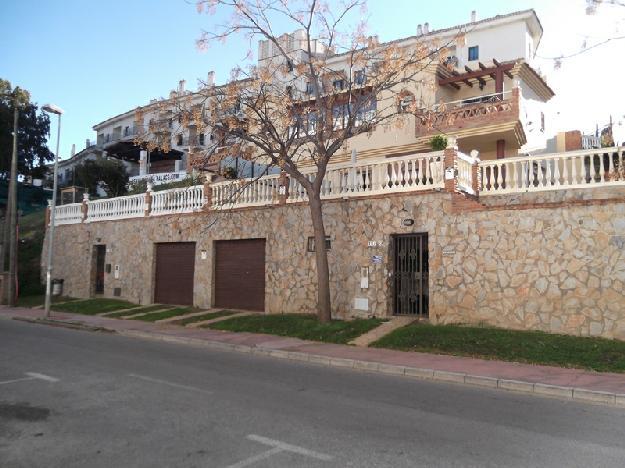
[177,134,183,146]
[305,81,315,95]
[354,70,366,86]
[332,79,345,91]
[199,133,205,145]
[398,93,415,113]
[306,112,318,135]
[468,46,479,61]
[307,236,331,252]
[332,104,348,130]
[355,97,377,127]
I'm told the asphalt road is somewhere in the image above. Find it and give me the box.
[1,319,624,468]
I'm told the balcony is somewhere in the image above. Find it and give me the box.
[415,90,518,138]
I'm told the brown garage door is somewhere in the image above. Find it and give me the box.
[214,239,265,311]
[154,242,196,305]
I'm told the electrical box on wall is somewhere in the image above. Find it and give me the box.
[114,265,120,279]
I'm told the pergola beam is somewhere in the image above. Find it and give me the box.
[438,61,514,88]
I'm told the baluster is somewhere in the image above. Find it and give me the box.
[587,153,595,184]
[425,159,431,186]
[571,155,578,185]
[599,152,606,183]
[401,161,408,187]
[561,156,569,186]
[608,152,615,182]
[535,159,544,188]
[545,159,552,187]
[495,163,503,190]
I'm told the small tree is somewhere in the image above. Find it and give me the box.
[75,158,129,198]
[144,0,456,322]
[430,135,447,151]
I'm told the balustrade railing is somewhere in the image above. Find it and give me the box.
[53,203,83,225]
[51,147,625,225]
[480,147,625,195]
[211,174,281,209]
[288,152,444,203]
[86,193,146,222]
[151,185,204,215]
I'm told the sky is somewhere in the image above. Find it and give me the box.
[1,0,624,160]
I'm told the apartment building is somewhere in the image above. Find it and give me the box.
[45,9,625,340]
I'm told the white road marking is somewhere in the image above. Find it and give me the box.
[0,372,59,385]
[223,447,283,468]
[247,434,333,461]
[0,377,34,385]
[26,372,59,382]
[127,373,212,394]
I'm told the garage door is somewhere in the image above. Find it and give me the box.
[154,242,196,305]
[214,239,265,311]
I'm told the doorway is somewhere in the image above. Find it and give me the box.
[94,245,106,295]
[392,233,428,317]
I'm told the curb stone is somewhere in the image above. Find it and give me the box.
[8,316,625,409]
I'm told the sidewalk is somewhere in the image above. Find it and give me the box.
[2,306,624,407]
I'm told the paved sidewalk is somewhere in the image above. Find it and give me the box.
[2,305,624,407]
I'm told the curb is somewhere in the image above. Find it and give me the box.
[116,329,625,409]
[12,316,116,334]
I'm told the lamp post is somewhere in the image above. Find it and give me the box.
[42,103,63,317]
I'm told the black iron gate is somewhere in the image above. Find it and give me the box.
[392,233,428,316]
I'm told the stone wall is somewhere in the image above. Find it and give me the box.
[44,188,625,340]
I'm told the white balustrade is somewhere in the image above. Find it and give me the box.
[288,152,445,203]
[86,193,146,222]
[456,152,476,195]
[150,185,204,216]
[53,203,83,225]
[479,147,625,195]
[211,174,281,209]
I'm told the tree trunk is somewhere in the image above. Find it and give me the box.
[308,192,332,323]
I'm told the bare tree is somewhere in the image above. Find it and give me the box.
[145,0,457,322]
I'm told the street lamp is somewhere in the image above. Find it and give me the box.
[42,103,64,318]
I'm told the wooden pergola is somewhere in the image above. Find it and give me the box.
[438,59,514,94]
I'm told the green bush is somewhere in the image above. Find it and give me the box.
[430,135,448,151]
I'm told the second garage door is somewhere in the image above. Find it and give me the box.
[214,239,265,311]
[154,242,196,305]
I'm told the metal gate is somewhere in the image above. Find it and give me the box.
[392,233,428,316]
[94,245,106,295]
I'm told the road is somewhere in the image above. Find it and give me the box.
[1,319,624,468]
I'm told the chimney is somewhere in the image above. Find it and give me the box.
[471,10,477,22]
[86,138,90,148]
[71,144,76,157]
[169,90,177,99]
[207,71,215,87]
[423,22,429,34]
[417,24,423,36]
[178,79,186,94]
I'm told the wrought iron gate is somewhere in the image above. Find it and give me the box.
[392,233,428,316]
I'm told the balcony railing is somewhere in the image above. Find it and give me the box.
[479,147,625,194]
[51,147,625,225]
[210,152,444,208]
[416,90,515,136]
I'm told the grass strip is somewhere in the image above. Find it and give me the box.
[173,310,235,326]
[16,295,79,308]
[134,307,194,322]
[105,304,170,318]
[371,322,625,373]
[208,313,384,344]
[52,298,136,315]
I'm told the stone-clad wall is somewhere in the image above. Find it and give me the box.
[44,189,625,340]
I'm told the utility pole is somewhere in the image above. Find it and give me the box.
[6,97,19,305]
